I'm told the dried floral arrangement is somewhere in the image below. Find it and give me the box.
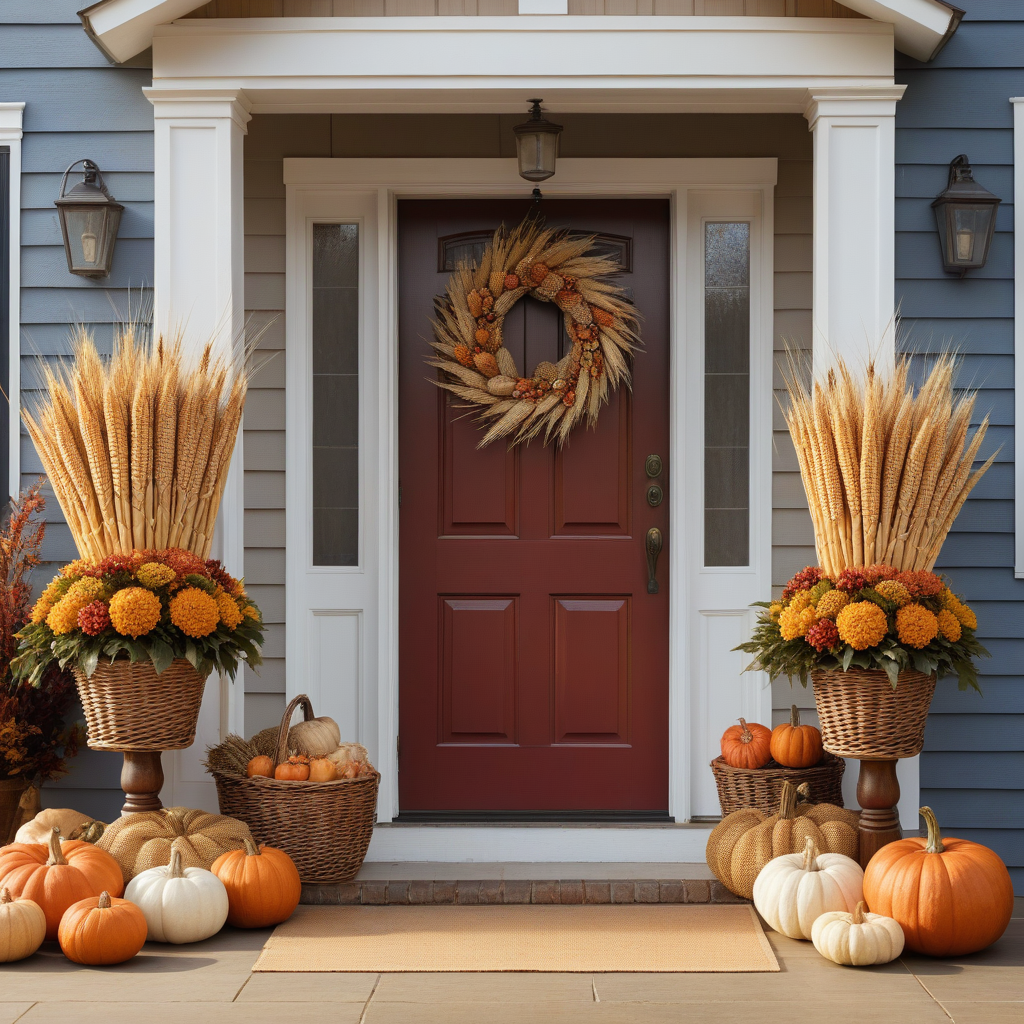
[737,564,987,691]
[14,548,264,687]
[23,324,249,561]
[429,217,639,447]
[782,354,994,574]
[0,485,83,781]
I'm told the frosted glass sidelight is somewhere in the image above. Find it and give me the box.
[312,223,359,566]
[704,222,750,567]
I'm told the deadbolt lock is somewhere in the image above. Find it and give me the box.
[645,454,663,479]
[647,484,664,507]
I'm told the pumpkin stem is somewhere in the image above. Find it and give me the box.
[801,836,820,871]
[920,805,943,854]
[778,781,799,819]
[0,888,11,904]
[46,826,67,866]
[97,891,112,910]
[243,837,261,857]
[852,901,867,925]
[790,704,801,728]
[737,718,753,744]
[168,844,184,879]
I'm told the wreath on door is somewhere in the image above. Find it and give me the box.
[428,217,639,447]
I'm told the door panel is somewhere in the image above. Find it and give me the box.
[398,198,670,815]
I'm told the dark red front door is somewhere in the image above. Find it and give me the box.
[398,198,670,818]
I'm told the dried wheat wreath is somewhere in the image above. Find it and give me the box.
[429,217,640,447]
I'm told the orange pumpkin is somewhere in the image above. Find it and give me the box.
[211,838,301,928]
[247,755,274,778]
[770,705,823,769]
[274,755,310,782]
[308,757,337,783]
[0,827,124,940]
[720,718,772,769]
[58,891,147,965]
[864,806,1014,957]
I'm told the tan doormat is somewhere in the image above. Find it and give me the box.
[252,904,779,973]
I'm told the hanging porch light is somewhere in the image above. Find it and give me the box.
[931,154,1001,277]
[55,159,124,278]
[512,99,563,183]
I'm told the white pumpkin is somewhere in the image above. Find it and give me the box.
[811,900,905,966]
[0,888,46,962]
[753,836,864,940]
[124,843,229,944]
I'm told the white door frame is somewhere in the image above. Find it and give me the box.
[285,157,775,861]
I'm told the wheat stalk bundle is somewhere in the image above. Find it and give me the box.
[783,354,995,574]
[23,325,252,561]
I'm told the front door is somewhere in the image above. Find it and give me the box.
[398,198,670,818]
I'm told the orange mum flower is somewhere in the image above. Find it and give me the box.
[109,587,162,638]
[215,591,243,630]
[896,604,939,649]
[836,602,888,651]
[936,608,962,643]
[169,587,220,638]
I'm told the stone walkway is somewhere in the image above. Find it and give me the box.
[0,899,1019,1024]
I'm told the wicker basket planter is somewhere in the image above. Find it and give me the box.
[73,658,208,752]
[710,752,846,817]
[209,694,378,884]
[812,668,936,760]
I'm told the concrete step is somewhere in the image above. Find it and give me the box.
[300,862,746,906]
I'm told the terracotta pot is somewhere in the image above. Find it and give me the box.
[812,669,936,760]
[0,777,30,845]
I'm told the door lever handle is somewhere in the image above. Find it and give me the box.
[646,527,663,595]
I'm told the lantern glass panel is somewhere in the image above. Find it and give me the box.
[516,130,558,182]
[60,205,121,276]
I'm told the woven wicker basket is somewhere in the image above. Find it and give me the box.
[209,694,378,884]
[812,668,936,760]
[73,658,208,752]
[710,753,846,817]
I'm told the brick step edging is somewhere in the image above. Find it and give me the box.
[302,879,747,906]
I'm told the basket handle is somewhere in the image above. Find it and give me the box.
[274,693,316,767]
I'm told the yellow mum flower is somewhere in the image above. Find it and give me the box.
[67,577,106,602]
[874,580,911,608]
[936,608,962,643]
[216,591,243,630]
[44,578,107,635]
[836,601,888,651]
[779,605,817,641]
[243,605,260,621]
[943,591,978,631]
[46,597,82,635]
[788,591,814,614]
[61,559,94,578]
[109,587,162,638]
[136,562,178,590]
[170,587,220,638]
[814,590,849,621]
[768,602,783,620]
[896,603,939,649]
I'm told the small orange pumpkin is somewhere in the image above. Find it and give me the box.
[211,838,301,928]
[274,755,310,782]
[0,828,124,940]
[864,805,1014,957]
[58,890,147,965]
[308,757,337,783]
[770,705,823,769]
[720,718,772,769]
[247,755,274,778]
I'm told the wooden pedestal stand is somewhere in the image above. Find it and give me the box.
[856,758,902,867]
[120,752,164,814]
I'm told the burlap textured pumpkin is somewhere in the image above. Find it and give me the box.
[15,809,105,846]
[706,781,859,899]
[96,807,253,884]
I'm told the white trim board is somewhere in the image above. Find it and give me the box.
[1014,98,1024,580]
[285,157,775,861]
[0,103,23,502]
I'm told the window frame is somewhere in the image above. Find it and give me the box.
[0,103,23,503]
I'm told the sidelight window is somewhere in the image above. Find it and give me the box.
[311,222,359,566]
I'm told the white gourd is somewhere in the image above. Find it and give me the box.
[124,844,229,944]
[288,717,342,757]
[753,836,864,940]
[811,901,905,966]
[0,888,46,962]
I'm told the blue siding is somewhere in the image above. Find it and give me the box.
[3,8,154,823]
[897,5,1024,891]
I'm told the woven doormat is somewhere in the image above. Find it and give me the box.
[252,904,779,973]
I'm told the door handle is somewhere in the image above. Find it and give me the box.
[646,527,663,595]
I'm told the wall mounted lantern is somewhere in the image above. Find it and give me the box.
[931,154,1000,277]
[55,159,123,278]
[513,99,563,183]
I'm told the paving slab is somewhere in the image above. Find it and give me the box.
[374,971,595,1002]
[17,1003,364,1024]
[237,972,378,1002]
[0,1005,34,1024]
[940,1002,1024,1023]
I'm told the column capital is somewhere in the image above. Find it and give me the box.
[143,88,252,132]
[804,86,907,129]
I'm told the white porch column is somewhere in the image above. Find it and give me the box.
[144,89,251,803]
[805,87,906,375]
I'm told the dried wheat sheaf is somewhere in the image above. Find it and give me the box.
[24,324,253,561]
[783,354,995,575]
